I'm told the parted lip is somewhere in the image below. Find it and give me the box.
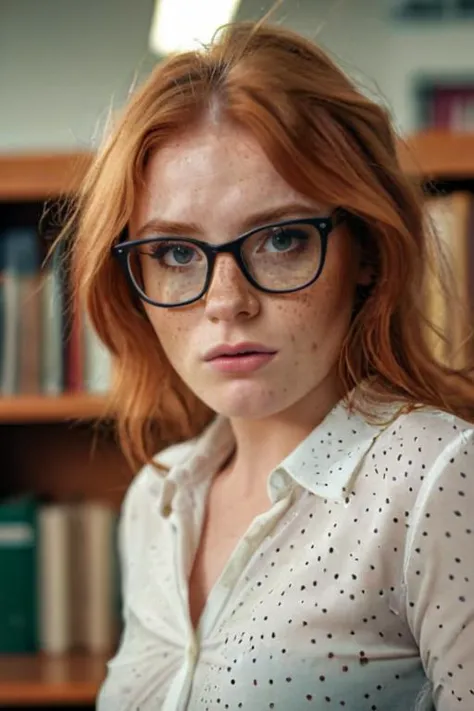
[203,342,277,361]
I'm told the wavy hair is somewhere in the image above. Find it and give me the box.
[62,20,474,467]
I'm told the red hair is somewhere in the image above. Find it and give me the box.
[63,21,474,467]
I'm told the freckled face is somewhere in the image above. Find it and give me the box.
[130,122,364,420]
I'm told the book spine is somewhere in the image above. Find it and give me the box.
[1,274,20,395]
[0,497,38,653]
[38,504,72,654]
[18,273,42,394]
[41,253,64,395]
[84,314,112,394]
[70,502,118,654]
[0,228,40,395]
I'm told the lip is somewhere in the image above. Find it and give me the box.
[203,342,277,361]
[206,351,277,374]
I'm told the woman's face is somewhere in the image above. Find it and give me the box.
[130,122,368,421]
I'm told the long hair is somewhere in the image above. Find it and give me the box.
[62,21,474,468]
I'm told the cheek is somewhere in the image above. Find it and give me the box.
[281,278,355,351]
[145,308,189,364]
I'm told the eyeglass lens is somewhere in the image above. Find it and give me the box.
[128,222,323,305]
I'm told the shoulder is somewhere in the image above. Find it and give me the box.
[117,436,202,546]
[397,407,474,503]
[118,415,231,527]
[372,405,474,463]
[365,406,474,517]
[350,405,474,511]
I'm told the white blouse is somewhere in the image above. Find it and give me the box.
[97,397,474,711]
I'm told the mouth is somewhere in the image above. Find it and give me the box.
[218,349,271,358]
[203,343,278,374]
[204,342,277,361]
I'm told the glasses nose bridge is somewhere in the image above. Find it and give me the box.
[202,237,260,322]
[206,237,247,284]
[209,234,245,258]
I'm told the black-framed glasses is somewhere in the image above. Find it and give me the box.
[112,213,341,308]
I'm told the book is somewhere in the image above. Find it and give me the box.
[41,243,65,395]
[0,227,41,395]
[0,223,112,396]
[84,316,112,394]
[70,501,119,654]
[38,503,73,654]
[36,499,121,655]
[0,495,38,653]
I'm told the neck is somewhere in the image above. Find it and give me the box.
[223,372,344,497]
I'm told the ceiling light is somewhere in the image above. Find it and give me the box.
[149,0,241,55]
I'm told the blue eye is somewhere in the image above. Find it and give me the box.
[264,228,309,253]
[147,242,199,267]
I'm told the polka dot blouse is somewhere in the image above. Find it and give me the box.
[97,396,474,711]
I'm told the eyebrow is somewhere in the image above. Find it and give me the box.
[133,202,323,241]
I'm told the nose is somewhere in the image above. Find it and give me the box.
[204,254,260,324]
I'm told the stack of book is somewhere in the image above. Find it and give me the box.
[0,225,111,396]
[0,495,121,656]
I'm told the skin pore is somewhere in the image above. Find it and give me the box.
[131,121,370,495]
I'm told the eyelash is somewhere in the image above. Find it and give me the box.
[145,242,199,268]
[139,228,311,270]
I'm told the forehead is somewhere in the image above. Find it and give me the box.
[132,123,318,236]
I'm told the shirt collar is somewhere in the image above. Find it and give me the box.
[277,397,400,501]
[154,394,402,504]
[154,415,235,486]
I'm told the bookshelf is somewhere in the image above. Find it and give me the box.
[0,653,107,706]
[398,130,474,179]
[0,393,110,423]
[0,152,129,709]
[0,152,92,201]
[0,132,473,709]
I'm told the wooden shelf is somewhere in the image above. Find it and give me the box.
[0,133,472,205]
[0,133,471,205]
[398,130,474,179]
[0,152,92,201]
[0,394,111,423]
[0,652,107,706]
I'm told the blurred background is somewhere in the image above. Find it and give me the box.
[1,0,474,150]
[0,1,472,709]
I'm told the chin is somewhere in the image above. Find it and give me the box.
[198,379,292,421]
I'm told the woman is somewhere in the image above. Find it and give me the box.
[67,20,474,711]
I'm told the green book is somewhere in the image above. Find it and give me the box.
[0,495,38,653]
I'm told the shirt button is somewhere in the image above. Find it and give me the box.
[162,502,172,517]
[159,479,177,517]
